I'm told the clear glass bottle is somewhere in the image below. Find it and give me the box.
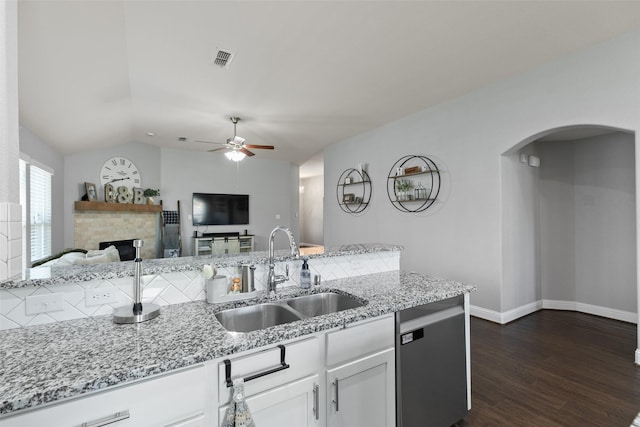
[415,182,427,200]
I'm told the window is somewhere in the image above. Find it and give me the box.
[19,158,52,266]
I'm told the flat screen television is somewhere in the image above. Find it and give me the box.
[192,193,249,226]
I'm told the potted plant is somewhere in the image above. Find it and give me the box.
[395,179,413,201]
[143,188,160,205]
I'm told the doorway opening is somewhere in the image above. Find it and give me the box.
[299,152,324,254]
[501,125,637,327]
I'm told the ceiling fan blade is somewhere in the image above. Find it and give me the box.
[239,147,255,157]
[244,144,275,150]
[208,147,229,153]
[195,140,226,145]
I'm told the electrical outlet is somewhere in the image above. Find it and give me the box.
[85,288,119,306]
[25,293,65,315]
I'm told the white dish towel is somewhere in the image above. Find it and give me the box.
[222,378,256,427]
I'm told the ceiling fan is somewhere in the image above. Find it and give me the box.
[196,116,274,161]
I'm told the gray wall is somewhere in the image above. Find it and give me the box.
[60,142,297,256]
[159,148,298,255]
[501,146,542,313]
[538,142,576,302]
[539,133,636,312]
[63,142,161,249]
[19,126,66,254]
[0,0,19,205]
[301,175,324,245]
[323,29,640,313]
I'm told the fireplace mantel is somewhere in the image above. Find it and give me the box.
[74,201,162,213]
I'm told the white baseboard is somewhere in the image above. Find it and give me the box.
[470,301,541,324]
[542,300,637,324]
[471,300,637,325]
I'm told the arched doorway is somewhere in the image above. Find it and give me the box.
[501,124,637,360]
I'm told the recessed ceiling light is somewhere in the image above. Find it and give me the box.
[146,132,155,137]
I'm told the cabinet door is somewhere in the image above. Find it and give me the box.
[327,348,395,427]
[166,414,205,427]
[194,238,212,256]
[1,366,207,427]
[218,375,320,427]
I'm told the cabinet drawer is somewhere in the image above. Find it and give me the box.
[217,337,320,405]
[327,315,394,366]
[1,366,207,427]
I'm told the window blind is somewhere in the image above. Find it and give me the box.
[29,165,52,262]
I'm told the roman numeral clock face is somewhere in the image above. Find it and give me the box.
[100,157,141,188]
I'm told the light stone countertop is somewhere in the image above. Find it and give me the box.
[0,243,402,289]
[0,270,475,417]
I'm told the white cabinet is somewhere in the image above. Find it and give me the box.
[1,366,209,427]
[215,338,321,426]
[238,235,254,253]
[193,235,254,256]
[326,348,395,427]
[219,375,320,427]
[325,315,395,427]
[213,317,395,427]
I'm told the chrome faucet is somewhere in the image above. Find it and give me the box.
[267,226,300,293]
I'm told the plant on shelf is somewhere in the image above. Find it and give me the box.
[395,179,413,201]
[143,188,160,204]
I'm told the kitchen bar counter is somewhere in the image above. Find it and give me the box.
[0,270,475,416]
[1,243,402,289]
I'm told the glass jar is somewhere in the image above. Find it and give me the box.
[415,182,427,200]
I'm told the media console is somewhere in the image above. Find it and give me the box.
[193,233,254,256]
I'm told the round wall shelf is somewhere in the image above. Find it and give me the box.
[336,168,372,214]
[387,155,441,213]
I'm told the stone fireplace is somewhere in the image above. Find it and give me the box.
[74,201,161,260]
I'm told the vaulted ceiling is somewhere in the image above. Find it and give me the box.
[18,1,640,166]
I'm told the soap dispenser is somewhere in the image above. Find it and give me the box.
[300,258,311,289]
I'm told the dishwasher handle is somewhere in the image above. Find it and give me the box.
[398,306,464,335]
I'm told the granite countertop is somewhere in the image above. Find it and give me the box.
[0,243,402,289]
[0,270,475,417]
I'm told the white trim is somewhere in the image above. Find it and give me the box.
[471,300,637,325]
[541,300,576,311]
[635,349,640,365]
[469,305,503,323]
[542,299,637,324]
[19,152,54,175]
[502,301,542,324]
[464,293,471,411]
[470,301,541,324]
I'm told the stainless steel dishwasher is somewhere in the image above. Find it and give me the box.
[396,295,468,427]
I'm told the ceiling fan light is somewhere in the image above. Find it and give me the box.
[225,150,246,162]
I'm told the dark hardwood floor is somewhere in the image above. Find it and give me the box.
[460,310,640,426]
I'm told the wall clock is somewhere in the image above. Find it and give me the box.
[100,156,141,189]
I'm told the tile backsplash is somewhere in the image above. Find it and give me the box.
[0,202,22,284]
[0,251,399,329]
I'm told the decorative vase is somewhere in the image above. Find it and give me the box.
[146,197,154,205]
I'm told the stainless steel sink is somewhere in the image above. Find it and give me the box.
[215,303,303,333]
[215,292,366,332]
[286,292,365,317]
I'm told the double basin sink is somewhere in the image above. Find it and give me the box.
[215,292,365,333]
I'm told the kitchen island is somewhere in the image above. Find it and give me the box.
[0,270,474,426]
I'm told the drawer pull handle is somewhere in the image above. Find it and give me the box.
[333,379,340,412]
[81,410,130,427]
[313,383,319,420]
[224,344,290,387]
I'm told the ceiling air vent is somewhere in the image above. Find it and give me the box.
[213,48,234,69]
[178,137,187,142]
